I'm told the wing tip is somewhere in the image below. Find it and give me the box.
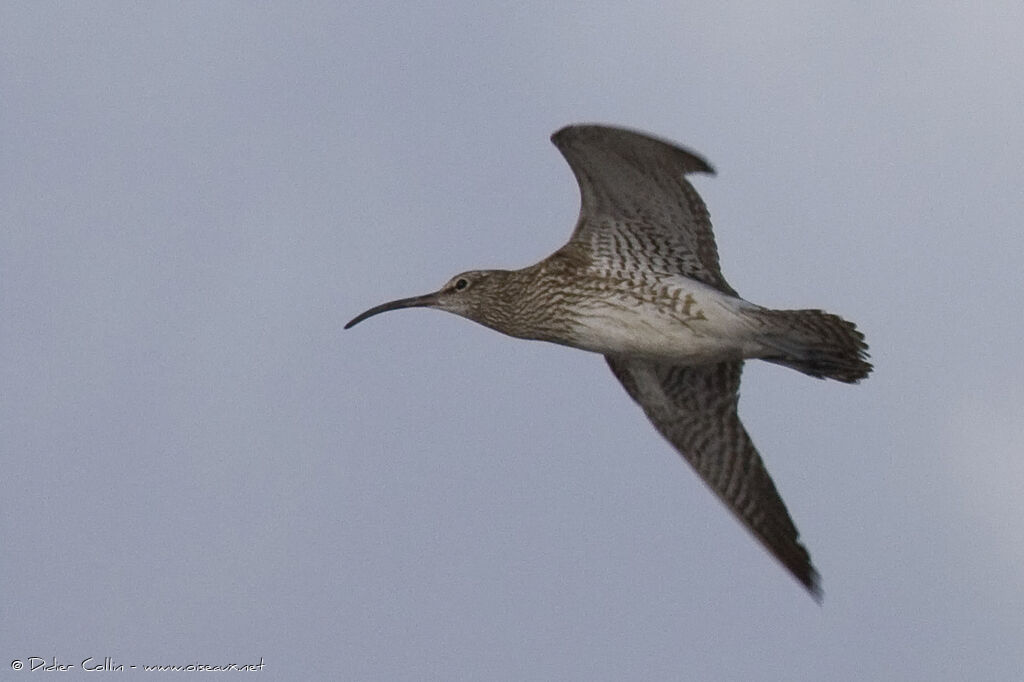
[802,566,824,604]
[551,123,716,175]
[774,535,823,603]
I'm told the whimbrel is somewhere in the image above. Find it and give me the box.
[346,124,871,600]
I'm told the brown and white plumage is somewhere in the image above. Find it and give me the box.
[346,124,871,600]
[551,125,736,296]
[553,125,867,599]
[606,357,821,598]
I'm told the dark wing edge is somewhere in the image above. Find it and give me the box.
[606,356,822,601]
[551,124,716,176]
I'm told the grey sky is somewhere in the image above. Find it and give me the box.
[3,3,1023,680]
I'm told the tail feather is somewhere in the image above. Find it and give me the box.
[754,308,872,383]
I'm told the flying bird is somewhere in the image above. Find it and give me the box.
[346,124,871,600]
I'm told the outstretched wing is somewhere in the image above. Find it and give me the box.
[606,356,821,600]
[551,124,736,296]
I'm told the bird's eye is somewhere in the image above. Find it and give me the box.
[454,278,469,291]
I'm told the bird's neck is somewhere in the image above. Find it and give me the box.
[474,260,579,343]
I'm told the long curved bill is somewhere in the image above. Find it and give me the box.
[344,292,439,329]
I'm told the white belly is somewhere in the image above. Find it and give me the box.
[566,280,763,363]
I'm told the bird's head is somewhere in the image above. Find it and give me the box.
[344,269,514,331]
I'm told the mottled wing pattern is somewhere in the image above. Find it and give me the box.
[606,356,822,599]
[551,124,737,296]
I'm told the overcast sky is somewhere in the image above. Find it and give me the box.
[3,3,1023,680]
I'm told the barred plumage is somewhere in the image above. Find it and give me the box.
[346,124,871,600]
